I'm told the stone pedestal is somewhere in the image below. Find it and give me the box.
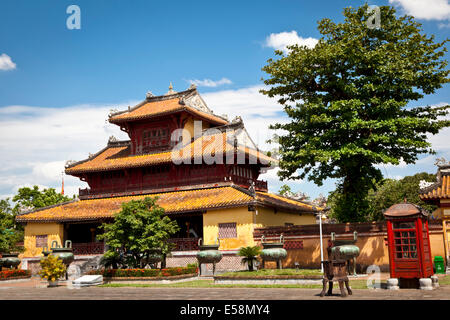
[431,275,439,288]
[387,278,399,290]
[419,278,433,290]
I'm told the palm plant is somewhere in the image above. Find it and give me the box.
[238,246,261,271]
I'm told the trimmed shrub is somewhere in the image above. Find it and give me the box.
[87,266,197,278]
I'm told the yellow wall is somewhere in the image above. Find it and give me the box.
[182,115,211,144]
[23,223,64,258]
[203,206,317,250]
[266,232,446,271]
[254,206,316,228]
[203,207,254,250]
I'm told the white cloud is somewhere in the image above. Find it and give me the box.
[188,78,232,87]
[0,53,16,71]
[0,87,447,202]
[0,102,133,199]
[264,31,318,53]
[389,0,450,20]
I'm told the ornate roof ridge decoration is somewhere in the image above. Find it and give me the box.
[108,85,228,125]
[420,159,450,201]
[65,138,131,171]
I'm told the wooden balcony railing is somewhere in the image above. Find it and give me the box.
[72,242,105,255]
[168,238,199,251]
[79,175,268,197]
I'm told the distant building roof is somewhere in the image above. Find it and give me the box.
[420,161,450,202]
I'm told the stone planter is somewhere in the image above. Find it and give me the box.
[47,280,59,288]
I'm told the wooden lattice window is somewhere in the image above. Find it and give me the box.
[393,222,417,259]
[218,222,237,239]
[142,127,169,153]
[35,235,48,248]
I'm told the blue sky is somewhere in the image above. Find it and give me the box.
[0,0,449,200]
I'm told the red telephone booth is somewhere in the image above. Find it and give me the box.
[384,202,433,287]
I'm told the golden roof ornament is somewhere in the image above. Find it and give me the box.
[165,82,177,95]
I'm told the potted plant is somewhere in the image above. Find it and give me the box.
[39,254,67,287]
[238,246,262,271]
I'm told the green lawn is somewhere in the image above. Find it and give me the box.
[217,269,323,277]
[438,275,450,285]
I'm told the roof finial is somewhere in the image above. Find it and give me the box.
[165,82,177,95]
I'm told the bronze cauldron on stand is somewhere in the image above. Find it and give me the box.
[0,253,21,270]
[260,234,287,269]
[196,238,223,275]
[49,240,74,280]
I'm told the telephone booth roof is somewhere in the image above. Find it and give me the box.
[383,202,429,219]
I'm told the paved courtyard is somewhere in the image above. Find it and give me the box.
[0,277,449,300]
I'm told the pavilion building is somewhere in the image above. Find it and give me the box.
[17,84,323,272]
[420,160,450,272]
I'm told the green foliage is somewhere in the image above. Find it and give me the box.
[0,199,23,253]
[238,246,262,271]
[278,185,292,196]
[261,4,449,222]
[13,186,72,211]
[87,266,197,278]
[99,250,125,269]
[98,197,180,268]
[328,172,438,222]
[39,254,67,281]
[366,172,438,221]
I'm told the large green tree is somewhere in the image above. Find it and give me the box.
[98,197,179,268]
[261,4,449,222]
[0,199,23,253]
[366,172,438,221]
[13,186,72,211]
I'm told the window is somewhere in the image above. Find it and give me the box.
[35,235,48,248]
[141,127,169,153]
[218,222,237,239]
[394,230,417,259]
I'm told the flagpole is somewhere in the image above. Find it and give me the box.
[319,210,324,273]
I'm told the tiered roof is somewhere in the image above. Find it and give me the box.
[65,121,276,174]
[420,163,450,202]
[16,186,322,223]
[109,86,228,126]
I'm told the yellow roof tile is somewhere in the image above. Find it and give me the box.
[65,132,277,174]
[16,187,253,222]
[109,97,227,125]
[16,187,320,223]
[420,175,450,201]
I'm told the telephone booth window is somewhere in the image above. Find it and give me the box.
[394,229,417,259]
